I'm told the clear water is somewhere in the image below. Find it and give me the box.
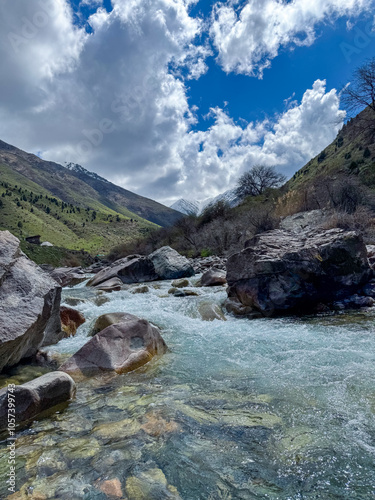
[1,278,375,499]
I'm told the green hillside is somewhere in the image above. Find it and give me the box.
[0,163,157,254]
[288,107,375,191]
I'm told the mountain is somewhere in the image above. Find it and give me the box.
[170,198,202,216]
[170,188,241,216]
[0,139,182,253]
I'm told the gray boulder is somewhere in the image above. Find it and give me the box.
[90,312,139,336]
[60,315,167,379]
[0,231,63,372]
[149,246,194,280]
[87,255,158,287]
[0,371,76,430]
[226,228,371,317]
[50,267,86,287]
[201,267,227,287]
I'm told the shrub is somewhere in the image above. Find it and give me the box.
[363,147,371,158]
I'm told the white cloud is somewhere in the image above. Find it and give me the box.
[169,80,345,204]
[210,0,374,77]
[0,0,346,206]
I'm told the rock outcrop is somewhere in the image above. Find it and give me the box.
[201,267,227,287]
[60,315,167,379]
[0,231,63,372]
[149,246,194,280]
[90,312,139,336]
[0,371,76,430]
[226,228,372,317]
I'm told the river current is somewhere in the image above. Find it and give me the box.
[1,277,375,499]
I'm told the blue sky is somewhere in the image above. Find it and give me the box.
[0,0,375,204]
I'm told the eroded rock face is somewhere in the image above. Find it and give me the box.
[149,246,194,280]
[87,255,158,287]
[201,267,227,287]
[0,231,63,372]
[60,315,168,379]
[226,228,371,317]
[0,371,76,431]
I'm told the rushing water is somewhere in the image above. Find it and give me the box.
[1,277,375,499]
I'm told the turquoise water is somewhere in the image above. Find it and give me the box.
[1,279,375,499]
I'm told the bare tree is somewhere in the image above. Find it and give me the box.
[342,58,375,115]
[236,165,286,198]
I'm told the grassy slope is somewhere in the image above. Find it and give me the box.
[287,107,375,191]
[0,163,157,254]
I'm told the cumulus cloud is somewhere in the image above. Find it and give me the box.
[210,0,374,76]
[168,79,345,204]
[0,0,347,205]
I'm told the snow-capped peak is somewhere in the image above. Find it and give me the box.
[63,162,110,183]
[170,189,241,216]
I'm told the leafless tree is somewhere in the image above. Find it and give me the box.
[236,165,286,198]
[342,58,375,115]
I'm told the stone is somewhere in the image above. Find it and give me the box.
[93,294,110,306]
[90,312,139,336]
[0,371,76,431]
[50,267,86,287]
[60,306,85,336]
[141,412,179,437]
[172,289,199,297]
[227,228,371,317]
[198,302,227,321]
[126,468,181,500]
[63,297,87,307]
[94,277,123,292]
[132,285,150,294]
[149,246,195,280]
[87,255,158,287]
[93,418,142,439]
[201,268,227,287]
[0,231,63,372]
[171,278,189,288]
[60,316,168,379]
[97,478,123,498]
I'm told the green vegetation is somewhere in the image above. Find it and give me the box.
[20,241,94,267]
[0,163,157,254]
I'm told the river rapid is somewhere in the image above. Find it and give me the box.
[1,276,375,499]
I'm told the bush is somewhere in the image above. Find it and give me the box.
[363,147,371,158]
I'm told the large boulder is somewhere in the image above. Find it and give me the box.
[149,246,194,280]
[60,315,168,379]
[201,267,227,287]
[226,228,372,317]
[0,371,76,430]
[87,255,158,287]
[0,231,63,372]
[90,312,139,336]
[50,267,86,287]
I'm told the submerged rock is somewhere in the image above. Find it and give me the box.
[60,315,168,379]
[227,228,372,317]
[60,306,85,336]
[0,371,76,431]
[126,468,182,500]
[201,267,227,287]
[149,246,195,280]
[198,301,227,321]
[171,278,190,288]
[96,478,123,498]
[132,285,150,294]
[0,231,63,372]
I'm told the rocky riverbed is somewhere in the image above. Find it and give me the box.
[1,227,375,499]
[0,274,375,499]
